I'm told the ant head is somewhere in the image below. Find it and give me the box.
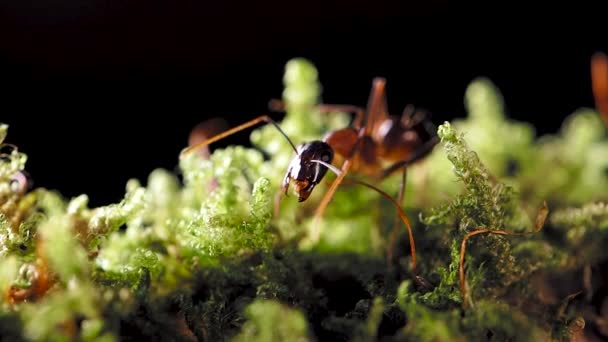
[282,141,334,202]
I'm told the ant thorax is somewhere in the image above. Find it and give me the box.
[281,141,334,202]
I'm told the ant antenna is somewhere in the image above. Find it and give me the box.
[179,115,300,159]
[311,159,417,272]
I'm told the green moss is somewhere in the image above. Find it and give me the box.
[396,280,548,341]
[417,122,541,308]
[233,299,313,342]
[1,58,608,341]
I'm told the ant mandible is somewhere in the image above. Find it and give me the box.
[180,77,439,273]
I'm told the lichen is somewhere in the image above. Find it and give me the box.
[1,57,608,341]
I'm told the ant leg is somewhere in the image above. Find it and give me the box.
[591,52,608,127]
[386,167,407,267]
[363,77,389,136]
[180,115,299,159]
[273,189,284,221]
[309,124,370,243]
[310,159,417,272]
[380,135,440,180]
[310,78,388,241]
[309,142,359,243]
[384,167,432,289]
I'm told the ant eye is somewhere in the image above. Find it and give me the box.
[322,154,330,162]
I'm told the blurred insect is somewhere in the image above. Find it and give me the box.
[180,77,439,273]
[591,51,608,127]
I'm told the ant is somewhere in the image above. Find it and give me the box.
[180,77,439,274]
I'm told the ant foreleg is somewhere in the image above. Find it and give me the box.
[309,153,356,243]
[384,168,432,290]
[310,127,367,242]
[311,160,418,273]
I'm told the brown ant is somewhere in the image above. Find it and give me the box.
[180,77,439,273]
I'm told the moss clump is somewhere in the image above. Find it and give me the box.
[2,57,608,341]
[233,299,313,342]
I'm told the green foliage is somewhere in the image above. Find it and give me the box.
[425,121,518,231]
[233,299,313,342]
[551,201,608,230]
[548,201,608,264]
[1,57,608,341]
[396,280,547,341]
[530,110,608,206]
[419,122,535,307]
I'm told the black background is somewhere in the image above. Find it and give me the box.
[0,1,606,206]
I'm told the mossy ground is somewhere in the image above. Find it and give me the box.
[1,58,608,341]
